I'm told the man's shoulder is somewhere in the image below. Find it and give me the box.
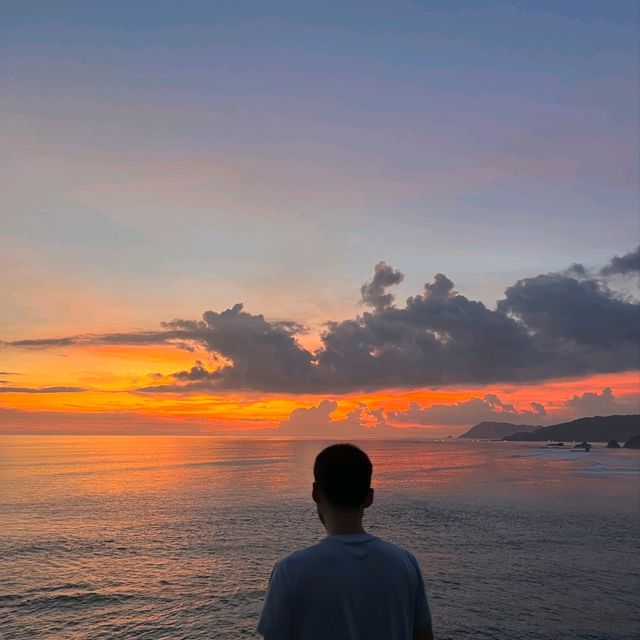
[366,535,410,552]
[365,536,421,567]
[276,539,332,570]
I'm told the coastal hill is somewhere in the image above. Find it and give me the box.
[458,421,540,439]
[502,415,640,443]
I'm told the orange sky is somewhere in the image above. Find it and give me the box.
[1,337,637,435]
[2,2,638,437]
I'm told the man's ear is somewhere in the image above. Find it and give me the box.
[363,487,374,509]
[312,482,321,504]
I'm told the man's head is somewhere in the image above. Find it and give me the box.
[313,443,373,510]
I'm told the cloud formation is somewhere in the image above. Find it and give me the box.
[172,360,218,381]
[0,386,86,393]
[600,246,640,276]
[278,386,638,438]
[387,386,639,429]
[360,261,404,311]
[498,274,638,348]
[562,386,638,416]
[4,249,639,394]
[7,331,186,349]
[389,394,546,426]
[161,304,313,391]
[278,400,398,437]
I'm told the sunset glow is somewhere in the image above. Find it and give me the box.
[1,1,638,437]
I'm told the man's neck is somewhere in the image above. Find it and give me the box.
[322,509,366,536]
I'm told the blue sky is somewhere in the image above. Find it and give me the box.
[2,0,638,329]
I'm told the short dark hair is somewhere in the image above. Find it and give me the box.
[313,443,372,508]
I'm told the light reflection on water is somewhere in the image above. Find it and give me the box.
[0,436,638,639]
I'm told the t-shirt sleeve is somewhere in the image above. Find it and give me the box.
[257,561,294,639]
[411,554,432,630]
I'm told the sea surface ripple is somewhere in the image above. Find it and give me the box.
[1,436,638,639]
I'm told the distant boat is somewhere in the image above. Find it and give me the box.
[545,442,565,448]
[572,441,592,452]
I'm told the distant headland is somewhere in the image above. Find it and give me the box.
[458,421,541,440]
[459,415,640,443]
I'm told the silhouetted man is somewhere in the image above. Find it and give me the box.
[258,443,434,640]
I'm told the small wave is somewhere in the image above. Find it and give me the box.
[47,457,284,477]
[24,582,93,594]
[183,458,281,468]
[19,591,139,612]
[519,450,592,461]
[578,467,640,476]
[0,593,23,603]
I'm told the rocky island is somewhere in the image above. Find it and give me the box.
[623,435,640,449]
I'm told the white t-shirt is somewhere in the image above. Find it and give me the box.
[258,533,431,640]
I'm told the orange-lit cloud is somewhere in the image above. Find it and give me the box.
[1,369,637,436]
[2,249,638,434]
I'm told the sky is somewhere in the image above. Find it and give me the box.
[1,1,639,436]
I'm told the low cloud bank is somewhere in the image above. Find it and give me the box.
[4,248,639,394]
[388,394,546,426]
[275,386,640,437]
[561,386,633,416]
[1,386,636,436]
[278,400,391,437]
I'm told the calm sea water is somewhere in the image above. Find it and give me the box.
[0,436,638,640]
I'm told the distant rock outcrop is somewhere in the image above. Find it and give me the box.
[503,415,640,443]
[606,440,621,448]
[458,421,539,439]
[623,435,640,449]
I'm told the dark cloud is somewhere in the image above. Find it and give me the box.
[7,337,79,348]
[5,252,640,394]
[136,381,218,394]
[600,246,640,276]
[131,304,310,392]
[172,360,217,381]
[389,394,546,427]
[315,271,543,390]
[360,261,404,311]
[566,263,588,277]
[5,331,189,349]
[162,304,313,391]
[424,273,455,299]
[0,386,86,393]
[498,274,639,349]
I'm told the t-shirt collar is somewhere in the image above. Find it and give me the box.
[325,532,375,543]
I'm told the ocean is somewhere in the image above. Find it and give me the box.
[0,436,638,639]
